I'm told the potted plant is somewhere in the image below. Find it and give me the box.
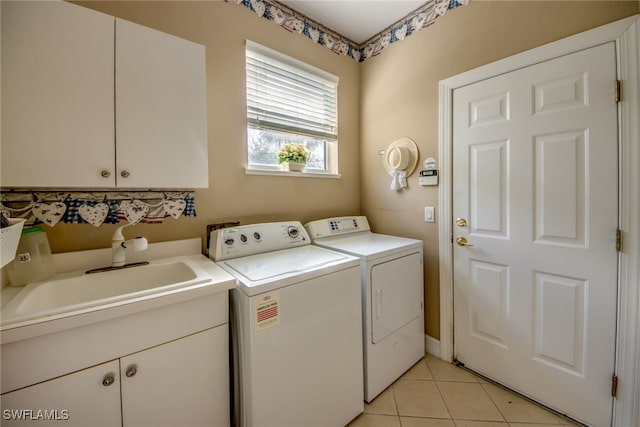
[277,143,311,172]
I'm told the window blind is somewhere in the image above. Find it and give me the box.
[246,41,338,141]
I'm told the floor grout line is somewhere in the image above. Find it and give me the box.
[351,355,584,427]
[461,367,585,426]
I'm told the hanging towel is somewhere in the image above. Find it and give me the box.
[389,169,407,191]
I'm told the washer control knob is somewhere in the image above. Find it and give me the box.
[253,232,261,241]
[287,226,299,239]
[240,234,248,243]
[224,237,235,246]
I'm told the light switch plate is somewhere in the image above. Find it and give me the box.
[424,206,435,223]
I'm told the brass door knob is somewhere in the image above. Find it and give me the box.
[456,218,468,227]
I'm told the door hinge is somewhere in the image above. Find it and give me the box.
[616,229,622,252]
[612,374,618,398]
[615,80,621,103]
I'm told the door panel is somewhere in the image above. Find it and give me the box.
[115,18,208,188]
[121,327,229,427]
[533,272,587,376]
[453,42,618,426]
[371,252,422,344]
[0,360,121,427]
[0,1,115,187]
[469,260,509,348]
[534,130,587,246]
[469,140,509,237]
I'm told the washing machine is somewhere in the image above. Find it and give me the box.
[209,221,363,427]
[305,216,424,402]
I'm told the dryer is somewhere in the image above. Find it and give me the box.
[305,216,424,402]
[210,221,363,427]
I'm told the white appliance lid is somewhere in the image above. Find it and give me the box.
[314,232,422,259]
[222,245,350,282]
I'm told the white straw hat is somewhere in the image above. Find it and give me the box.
[383,137,419,177]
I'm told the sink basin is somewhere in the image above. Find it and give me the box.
[1,257,213,326]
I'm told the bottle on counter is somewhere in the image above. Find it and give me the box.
[6,226,55,287]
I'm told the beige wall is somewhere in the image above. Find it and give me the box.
[47,0,361,253]
[360,1,639,338]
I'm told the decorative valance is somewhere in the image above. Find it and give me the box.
[228,0,469,62]
[0,191,196,228]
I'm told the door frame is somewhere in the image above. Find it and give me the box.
[438,15,640,427]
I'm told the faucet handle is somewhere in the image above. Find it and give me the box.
[129,237,148,251]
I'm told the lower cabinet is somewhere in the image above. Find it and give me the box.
[1,360,121,426]
[1,326,229,427]
[121,325,229,427]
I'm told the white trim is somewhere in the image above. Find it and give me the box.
[438,15,640,427]
[612,17,640,427]
[438,78,455,362]
[244,168,341,179]
[425,334,441,357]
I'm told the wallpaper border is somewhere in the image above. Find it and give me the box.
[228,0,469,62]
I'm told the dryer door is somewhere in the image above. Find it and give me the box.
[370,252,423,344]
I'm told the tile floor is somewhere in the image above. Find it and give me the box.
[347,354,580,427]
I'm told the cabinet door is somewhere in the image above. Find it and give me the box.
[0,360,121,426]
[115,19,208,189]
[1,1,115,188]
[121,326,229,427]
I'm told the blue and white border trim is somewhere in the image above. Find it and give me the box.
[229,0,469,62]
[361,0,468,60]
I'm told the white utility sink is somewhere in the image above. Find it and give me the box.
[1,256,216,327]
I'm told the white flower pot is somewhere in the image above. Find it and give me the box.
[282,161,306,172]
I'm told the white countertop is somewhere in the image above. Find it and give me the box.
[0,239,236,344]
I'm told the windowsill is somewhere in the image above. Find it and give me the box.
[245,168,341,179]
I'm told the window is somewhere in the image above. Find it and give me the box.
[245,41,339,174]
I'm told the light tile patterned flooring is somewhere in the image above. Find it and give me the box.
[347,354,580,427]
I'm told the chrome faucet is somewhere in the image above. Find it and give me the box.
[111,224,148,267]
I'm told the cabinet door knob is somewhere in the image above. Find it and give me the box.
[101,170,111,178]
[125,365,138,378]
[120,170,130,178]
[102,374,115,386]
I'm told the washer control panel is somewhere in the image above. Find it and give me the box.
[304,216,370,240]
[209,221,309,261]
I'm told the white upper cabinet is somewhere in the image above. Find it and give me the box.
[1,0,115,188]
[115,19,208,189]
[1,1,208,189]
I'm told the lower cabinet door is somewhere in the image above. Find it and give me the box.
[120,325,230,427]
[1,360,121,426]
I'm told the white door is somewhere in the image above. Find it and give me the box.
[120,327,230,427]
[371,252,423,343]
[1,0,115,187]
[453,42,618,426]
[0,360,121,427]
[115,18,208,189]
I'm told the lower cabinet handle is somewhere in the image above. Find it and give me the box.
[125,365,138,378]
[102,374,115,386]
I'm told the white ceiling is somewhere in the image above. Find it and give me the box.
[278,0,429,44]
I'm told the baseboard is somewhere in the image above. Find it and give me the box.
[425,335,441,358]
